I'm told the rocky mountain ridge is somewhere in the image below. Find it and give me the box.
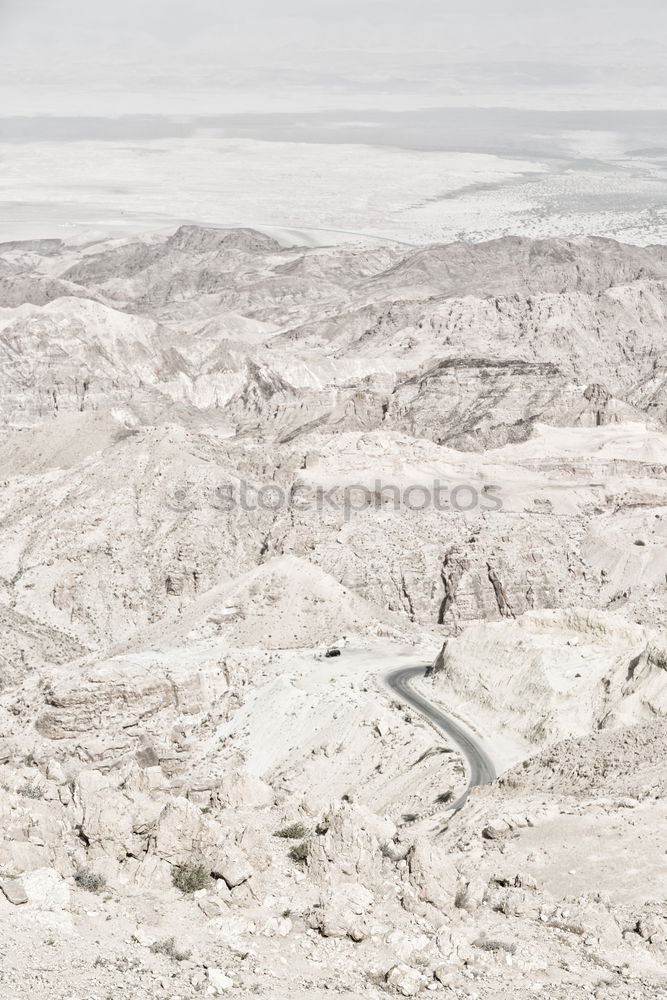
[1,227,666,999]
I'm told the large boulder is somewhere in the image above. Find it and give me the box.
[73,769,136,860]
[0,841,52,874]
[455,876,487,914]
[210,842,254,889]
[213,770,273,810]
[385,964,429,996]
[151,797,209,864]
[36,664,175,740]
[308,801,386,885]
[308,883,375,941]
[0,878,27,905]
[546,900,622,949]
[23,868,71,910]
[405,838,458,914]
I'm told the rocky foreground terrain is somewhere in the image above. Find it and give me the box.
[0,227,666,999]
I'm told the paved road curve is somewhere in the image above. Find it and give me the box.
[384,664,496,813]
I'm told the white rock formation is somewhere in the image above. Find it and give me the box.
[0,228,666,999]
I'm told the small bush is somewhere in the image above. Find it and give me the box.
[18,780,44,800]
[435,791,454,804]
[74,866,107,894]
[172,863,212,894]
[149,937,192,962]
[274,822,309,840]
[414,745,452,764]
[288,841,310,864]
[94,955,142,972]
[454,887,467,909]
[401,813,419,824]
[474,937,516,955]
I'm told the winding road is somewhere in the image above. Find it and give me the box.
[384,665,496,813]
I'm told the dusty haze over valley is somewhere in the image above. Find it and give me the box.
[0,2,666,999]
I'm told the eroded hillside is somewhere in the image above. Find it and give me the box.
[0,228,666,1000]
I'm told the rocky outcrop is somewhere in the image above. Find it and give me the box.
[437,550,468,626]
[385,963,429,996]
[0,879,27,905]
[487,562,516,618]
[308,883,375,941]
[1,228,667,1000]
[308,801,390,885]
[403,839,458,918]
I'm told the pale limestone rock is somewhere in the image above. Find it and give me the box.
[433,964,462,987]
[0,878,28,904]
[207,969,234,993]
[406,839,458,914]
[258,916,292,937]
[385,963,429,996]
[435,927,476,964]
[35,665,175,740]
[482,820,510,840]
[210,843,254,888]
[0,841,51,873]
[45,759,67,784]
[494,887,542,920]
[73,769,135,860]
[152,797,208,864]
[235,825,272,873]
[455,876,486,914]
[637,914,667,944]
[23,867,70,910]
[385,929,431,964]
[309,801,383,884]
[199,897,225,919]
[213,770,273,810]
[357,809,397,843]
[547,902,622,949]
[126,853,173,890]
[208,914,254,951]
[309,883,374,940]
[2,232,667,1000]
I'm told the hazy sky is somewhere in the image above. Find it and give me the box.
[1,0,667,114]
[2,0,667,244]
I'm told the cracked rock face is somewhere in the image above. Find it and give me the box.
[3,230,667,639]
[1,228,666,999]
